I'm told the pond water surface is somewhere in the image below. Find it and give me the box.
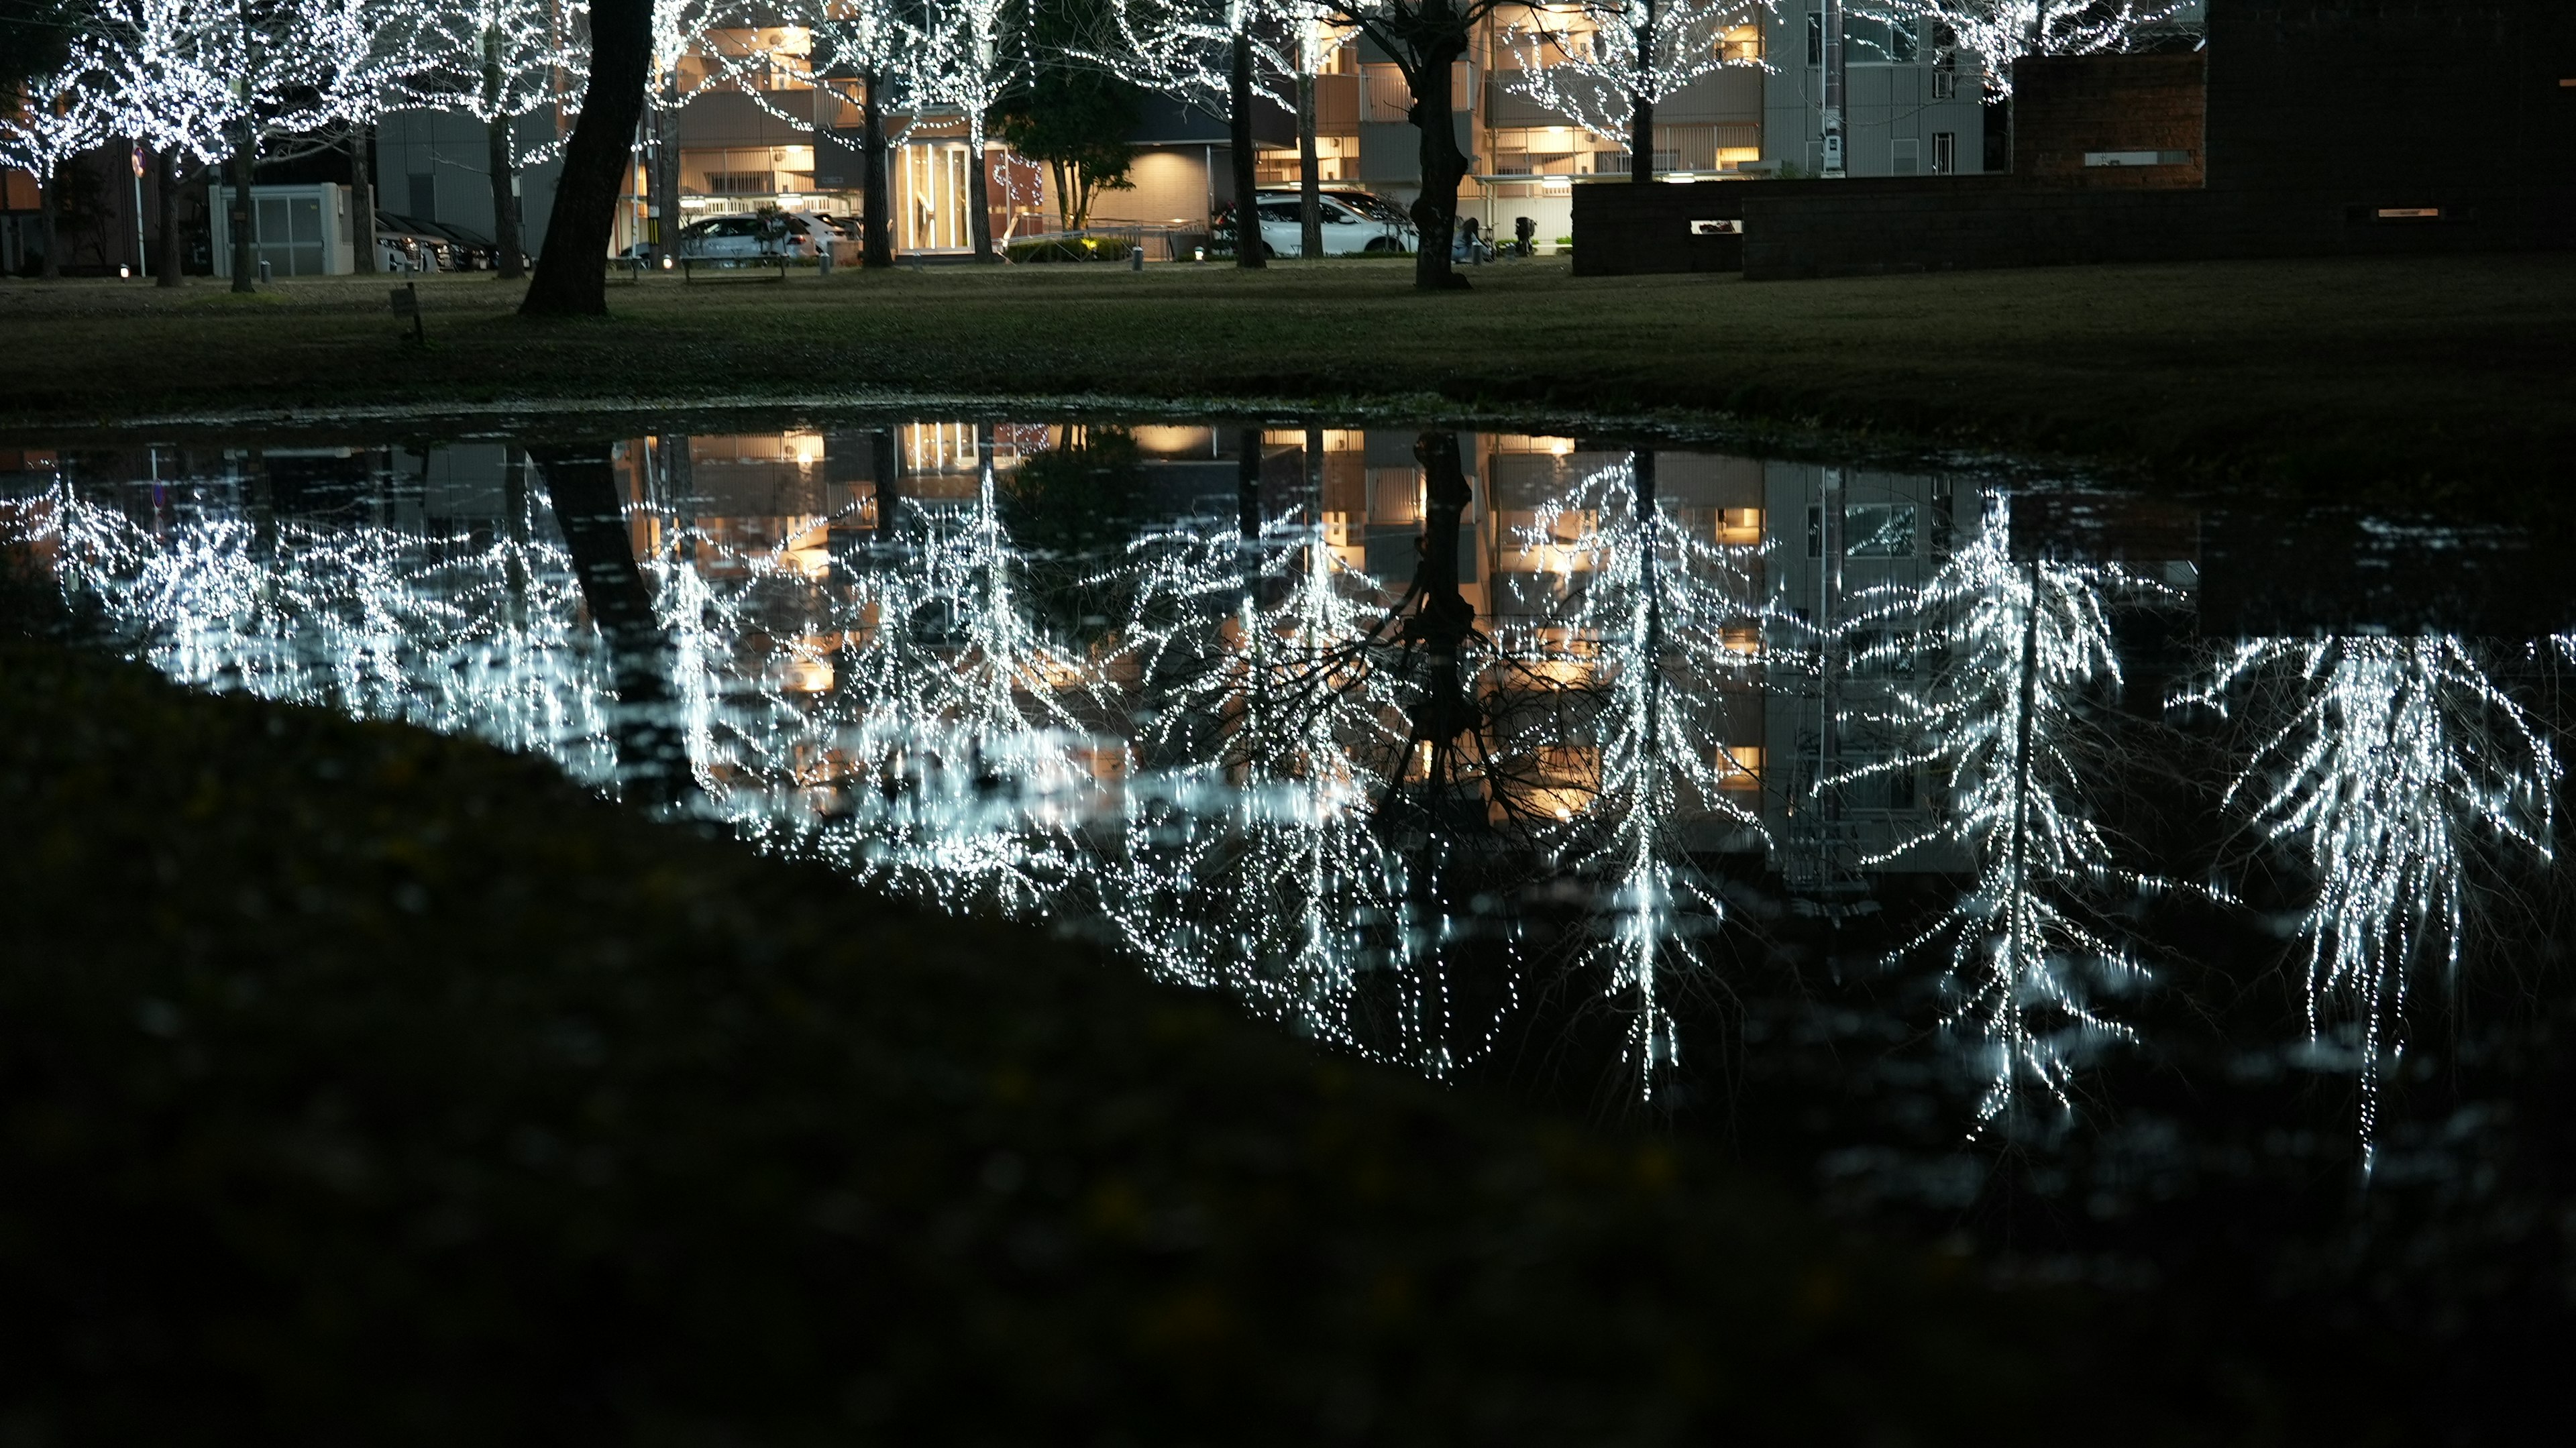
[6,415,2571,1389]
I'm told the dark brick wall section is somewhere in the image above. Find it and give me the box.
[1568,184,1748,276]
[2014,54,2207,189]
[1578,1,2575,280]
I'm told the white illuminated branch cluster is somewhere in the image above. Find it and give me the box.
[1508,453,1771,1096]
[1083,0,1295,121]
[1874,1,2186,97]
[11,478,625,783]
[402,0,590,168]
[807,452,1114,915]
[2177,635,2559,1177]
[1837,494,2180,1129]
[1089,505,1468,1064]
[1501,0,1770,148]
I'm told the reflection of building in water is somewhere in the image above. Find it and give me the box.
[1765,464,1969,895]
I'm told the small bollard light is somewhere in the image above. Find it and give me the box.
[1130,245,1144,272]
[118,264,131,279]
[257,258,272,284]
[660,252,675,270]
[817,244,833,278]
[1192,246,1206,263]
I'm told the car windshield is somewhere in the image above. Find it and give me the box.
[1332,192,1410,226]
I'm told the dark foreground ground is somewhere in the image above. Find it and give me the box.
[7,254,2573,512]
[0,578,2392,1447]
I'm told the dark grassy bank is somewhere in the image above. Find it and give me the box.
[5,254,2572,512]
[0,617,2313,1445]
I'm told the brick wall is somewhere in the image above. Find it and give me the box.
[1578,0,2575,280]
[1568,183,1747,276]
[2013,54,2206,189]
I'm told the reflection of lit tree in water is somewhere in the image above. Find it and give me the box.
[1097,430,1505,1072]
[808,425,1111,914]
[1506,449,1769,1099]
[9,472,625,785]
[1838,494,2180,1131]
[2178,635,2557,1178]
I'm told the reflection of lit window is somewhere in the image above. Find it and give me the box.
[1715,506,1762,545]
[1715,745,1762,788]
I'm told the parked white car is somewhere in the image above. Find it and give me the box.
[678,212,840,260]
[1242,190,1416,256]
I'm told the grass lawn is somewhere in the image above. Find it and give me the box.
[7,252,2572,512]
[0,619,2310,1444]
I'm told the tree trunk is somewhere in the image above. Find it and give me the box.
[532,445,690,807]
[350,122,377,272]
[37,162,60,280]
[967,124,994,262]
[1406,38,1469,292]
[862,66,894,266]
[1297,70,1321,258]
[156,150,182,286]
[645,79,679,265]
[520,0,651,317]
[484,30,526,280]
[227,123,257,292]
[1629,95,1656,185]
[1229,29,1264,268]
[487,115,524,278]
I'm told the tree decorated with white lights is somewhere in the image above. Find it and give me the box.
[9,472,627,784]
[1499,0,1770,183]
[898,0,1026,262]
[1088,471,1470,1060]
[407,0,589,278]
[2176,635,2558,1178]
[0,56,110,279]
[807,430,1115,912]
[273,0,443,272]
[1875,0,2187,98]
[1083,0,1293,266]
[1501,449,1772,1097]
[1833,494,2184,1131]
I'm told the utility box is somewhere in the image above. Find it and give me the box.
[213,184,359,278]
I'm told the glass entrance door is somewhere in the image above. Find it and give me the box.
[899,143,971,252]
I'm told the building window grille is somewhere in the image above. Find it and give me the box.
[1931,131,1957,174]
[706,171,771,194]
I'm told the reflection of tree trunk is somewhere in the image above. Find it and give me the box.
[1634,450,1663,751]
[521,0,651,317]
[1230,29,1265,269]
[1236,427,1263,541]
[532,446,690,806]
[2002,558,2043,982]
[1383,431,1481,828]
[871,428,902,544]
